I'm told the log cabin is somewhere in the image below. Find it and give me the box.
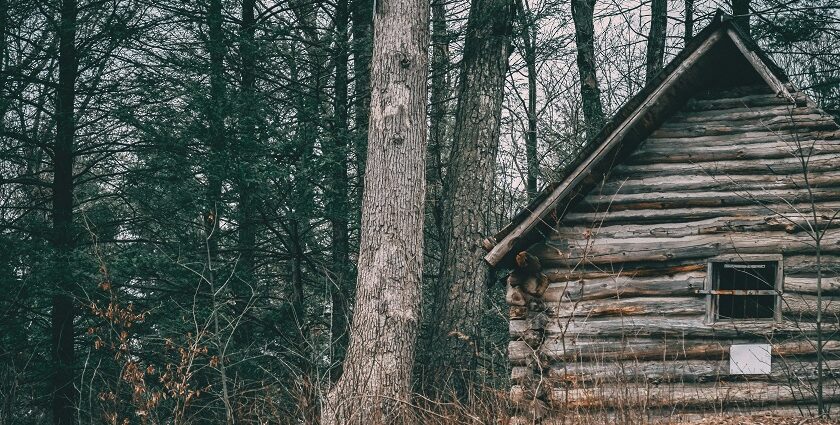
[485,12,840,423]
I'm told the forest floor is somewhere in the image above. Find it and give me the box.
[677,413,839,424]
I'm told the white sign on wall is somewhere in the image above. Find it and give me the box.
[730,344,772,375]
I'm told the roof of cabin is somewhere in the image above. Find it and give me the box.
[483,11,799,268]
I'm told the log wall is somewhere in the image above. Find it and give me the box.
[508,86,840,422]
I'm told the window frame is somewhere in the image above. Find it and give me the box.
[703,254,784,324]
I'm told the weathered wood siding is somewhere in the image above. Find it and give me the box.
[509,85,840,421]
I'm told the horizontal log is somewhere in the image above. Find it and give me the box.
[549,296,705,319]
[561,201,840,227]
[532,231,840,266]
[547,359,840,384]
[652,115,837,138]
[784,255,840,275]
[595,170,840,195]
[644,128,839,148]
[540,406,839,424]
[551,380,840,408]
[511,315,840,341]
[512,337,691,364]
[541,263,840,301]
[539,338,734,362]
[784,276,840,295]
[544,263,708,283]
[542,272,706,302]
[682,92,806,112]
[510,337,703,365]
[639,128,840,148]
[577,187,840,212]
[524,289,840,322]
[536,337,840,364]
[541,255,840,285]
[649,407,839,423]
[657,113,834,132]
[691,85,775,99]
[510,337,840,365]
[628,140,840,164]
[669,105,820,124]
[781,293,840,320]
[549,293,840,322]
[555,215,839,240]
[612,153,840,178]
[544,294,840,320]
[511,311,550,329]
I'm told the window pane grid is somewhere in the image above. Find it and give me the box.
[710,260,780,321]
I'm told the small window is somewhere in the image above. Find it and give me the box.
[704,256,782,323]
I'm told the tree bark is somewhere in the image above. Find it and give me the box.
[431,0,514,394]
[321,0,429,421]
[646,0,667,83]
[571,0,605,140]
[52,0,78,423]
[684,0,694,45]
[732,0,750,35]
[519,1,538,198]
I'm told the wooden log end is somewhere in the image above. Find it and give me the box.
[481,236,497,252]
[509,306,528,319]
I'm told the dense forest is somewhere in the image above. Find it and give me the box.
[1,0,839,423]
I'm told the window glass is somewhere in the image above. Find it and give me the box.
[713,261,777,320]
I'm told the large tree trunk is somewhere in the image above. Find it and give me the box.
[325,0,351,380]
[51,0,78,423]
[732,0,750,34]
[431,0,513,394]
[645,0,667,83]
[571,0,605,141]
[519,1,538,198]
[321,0,429,421]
